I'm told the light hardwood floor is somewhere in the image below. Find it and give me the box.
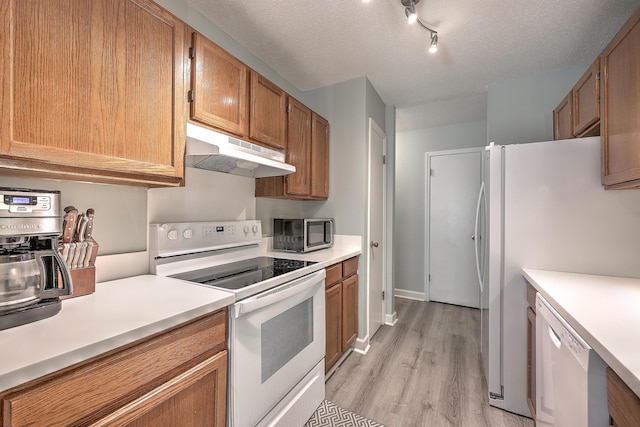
[326,298,534,427]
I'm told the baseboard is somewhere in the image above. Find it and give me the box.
[394,289,426,301]
[352,335,370,355]
[385,311,398,326]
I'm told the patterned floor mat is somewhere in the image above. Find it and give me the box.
[304,400,385,427]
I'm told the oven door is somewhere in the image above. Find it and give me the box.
[229,269,326,427]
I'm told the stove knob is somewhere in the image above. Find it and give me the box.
[167,229,178,240]
[183,228,193,239]
[243,226,250,234]
[252,225,259,234]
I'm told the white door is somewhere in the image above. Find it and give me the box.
[427,149,482,308]
[367,118,385,339]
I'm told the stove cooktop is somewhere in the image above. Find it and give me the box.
[169,256,316,290]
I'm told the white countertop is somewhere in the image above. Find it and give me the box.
[0,236,362,393]
[0,275,235,392]
[522,269,640,397]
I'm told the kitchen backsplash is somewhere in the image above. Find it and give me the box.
[1,176,146,255]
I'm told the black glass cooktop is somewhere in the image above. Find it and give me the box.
[170,256,316,290]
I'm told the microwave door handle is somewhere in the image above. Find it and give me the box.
[233,270,326,317]
[325,221,333,243]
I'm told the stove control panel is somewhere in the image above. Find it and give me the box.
[149,220,262,258]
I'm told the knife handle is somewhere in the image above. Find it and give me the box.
[62,208,78,244]
[85,208,95,239]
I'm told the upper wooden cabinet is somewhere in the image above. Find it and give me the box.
[286,97,312,196]
[189,32,249,138]
[601,6,640,189]
[553,92,573,140]
[572,59,600,137]
[254,100,330,200]
[311,113,330,199]
[250,71,287,150]
[0,0,187,187]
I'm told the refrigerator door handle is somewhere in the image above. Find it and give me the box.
[474,182,486,292]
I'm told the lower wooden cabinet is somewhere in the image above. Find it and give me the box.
[607,367,640,427]
[525,281,536,421]
[325,257,359,373]
[0,309,227,427]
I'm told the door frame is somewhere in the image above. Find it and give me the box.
[424,147,484,300]
[365,118,387,346]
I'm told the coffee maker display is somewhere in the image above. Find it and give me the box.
[0,188,72,330]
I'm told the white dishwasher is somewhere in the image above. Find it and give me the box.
[535,293,608,427]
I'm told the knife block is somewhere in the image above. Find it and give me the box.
[61,267,96,300]
[58,239,99,300]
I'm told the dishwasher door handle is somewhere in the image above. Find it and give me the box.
[548,325,562,349]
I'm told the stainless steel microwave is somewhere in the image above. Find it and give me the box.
[273,218,334,253]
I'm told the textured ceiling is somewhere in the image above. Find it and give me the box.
[183,0,640,130]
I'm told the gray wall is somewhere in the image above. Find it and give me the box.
[394,65,590,296]
[394,120,488,294]
[487,65,586,145]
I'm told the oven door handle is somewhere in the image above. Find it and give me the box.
[233,269,326,318]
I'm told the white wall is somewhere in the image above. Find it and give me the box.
[394,120,488,294]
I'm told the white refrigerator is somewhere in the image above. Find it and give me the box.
[473,136,640,417]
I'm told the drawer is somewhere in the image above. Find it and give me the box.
[1,309,227,426]
[325,263,343,287]
[342,256,359,278]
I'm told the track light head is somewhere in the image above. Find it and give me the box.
[405,3,417,24]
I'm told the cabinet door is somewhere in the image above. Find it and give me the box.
[325,282,343,372]
[250,71,287,150]
[286,97,312,196]
[573,59,600,137]
[310,113,329,199]
[341,274,358,351]
[190,33,248,137]
[0,0,186,186]
[526,307,536,420]
[601,6,640,188]
[91,351,227,427]
[553,92,573,140]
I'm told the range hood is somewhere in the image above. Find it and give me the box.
[185,123,295,178]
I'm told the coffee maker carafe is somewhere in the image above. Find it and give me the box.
[0,188,72,330]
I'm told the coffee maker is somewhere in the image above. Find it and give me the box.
[0,187,72,330]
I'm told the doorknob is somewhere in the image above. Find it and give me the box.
[371,241,379,248]
[471,234,475,241]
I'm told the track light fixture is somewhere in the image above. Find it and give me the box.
[400,0,439,53]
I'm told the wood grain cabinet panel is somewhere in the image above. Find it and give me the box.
[601,6,640,189]
[91,351,227,427]
[607,367,640,427]
[250,71,287,150]
[325,282,343,372]
[572,58,600,137]
[0,310,227,427]
[311,113,330,199]
[325,257,359,373]
[525,281,536,421]
[0,0,187,187]
[553,92,573,140]
[285,97,312,196]
[190,32,248,138]
[341,274,358,351]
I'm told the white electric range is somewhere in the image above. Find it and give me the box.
[149,220,325,427]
